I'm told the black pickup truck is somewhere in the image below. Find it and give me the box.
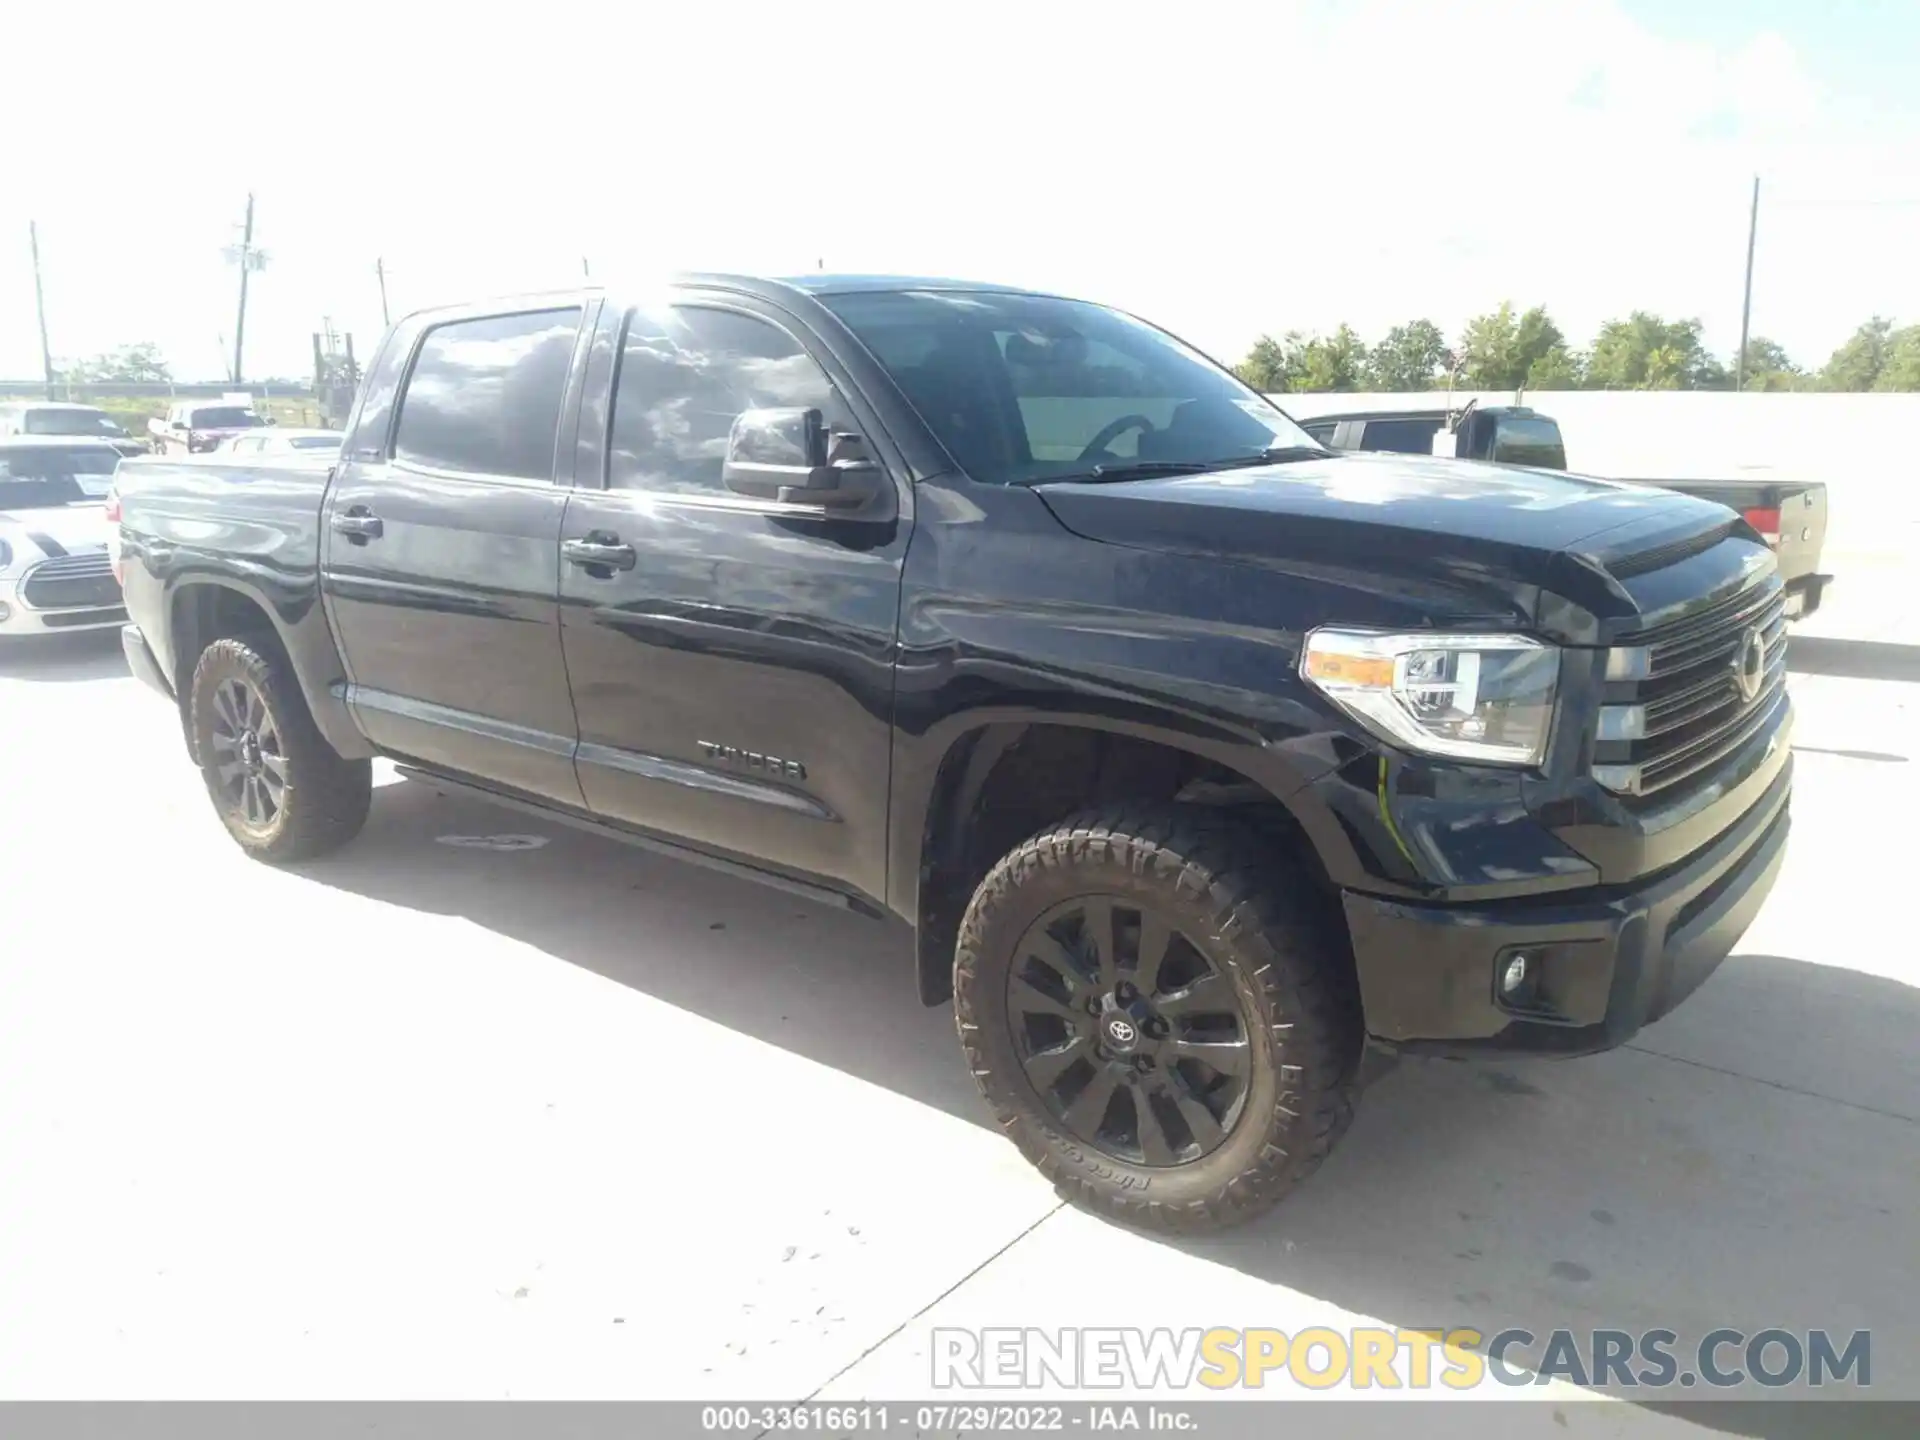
[1294,402,1833,620]
[113,276,1792,1232]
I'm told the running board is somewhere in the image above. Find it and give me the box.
[391,764,880,917]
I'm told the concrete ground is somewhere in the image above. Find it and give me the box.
[1,630,1914,1437]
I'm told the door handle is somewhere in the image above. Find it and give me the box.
[562,535,637,573]
[331,507,384,542]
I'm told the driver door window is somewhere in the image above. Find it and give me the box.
[608,305,851,495]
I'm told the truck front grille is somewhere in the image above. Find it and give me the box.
[21,552,121,611]
[1593,574,1788,798]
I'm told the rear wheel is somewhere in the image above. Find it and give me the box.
[954,805,1360,1233]
[188,637,371,862]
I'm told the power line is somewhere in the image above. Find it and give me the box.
[1761,194,1920,211]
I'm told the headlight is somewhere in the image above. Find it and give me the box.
[1302,629,1559,766]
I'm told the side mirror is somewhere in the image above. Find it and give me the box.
[722,407,880,510]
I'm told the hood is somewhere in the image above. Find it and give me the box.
[0,502,110,558]
[1035,452,1742,628]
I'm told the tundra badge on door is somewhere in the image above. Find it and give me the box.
[697,740,807,781]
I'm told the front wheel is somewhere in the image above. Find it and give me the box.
[188,637,371,862]
[954,806,1360,1233]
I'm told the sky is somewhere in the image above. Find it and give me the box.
[4,0,1918,383]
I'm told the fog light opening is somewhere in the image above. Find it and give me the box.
[1501,953,1531,996]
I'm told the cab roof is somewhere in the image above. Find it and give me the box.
[768,273,1049,297]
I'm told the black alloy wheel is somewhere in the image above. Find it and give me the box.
[1006,896,1251,1167]
[205,675,289,832]
[188,636,372,862]
[954,806,1362,1233]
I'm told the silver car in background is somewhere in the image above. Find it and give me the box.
[0,438,125,638]
[0,401,148,458]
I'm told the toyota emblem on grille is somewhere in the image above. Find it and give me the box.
[1733,626,1767,703]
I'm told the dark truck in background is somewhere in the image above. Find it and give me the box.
[112,276,1793,1232]
[147,401,271,456]
[1297,403,1833,620]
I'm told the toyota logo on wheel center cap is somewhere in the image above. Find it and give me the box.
[1104,1016,1139,1048]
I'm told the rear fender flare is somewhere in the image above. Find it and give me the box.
[163,571,373,762]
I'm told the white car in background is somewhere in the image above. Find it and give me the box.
[0,401,149,458]
[215,428,345,457]
[0,438,125,638]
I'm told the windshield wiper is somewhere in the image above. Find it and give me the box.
[1029,446,1333,487]
[1028,460,1218,486]
[1128,445,1335,473]
[1241,445,1333,464]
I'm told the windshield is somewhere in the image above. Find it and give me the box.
[819,290,1322,486]
[190,406,263,430]
[0,446,117,506]
[23,408,127,438]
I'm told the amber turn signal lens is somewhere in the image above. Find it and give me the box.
[1301,650,1395,689]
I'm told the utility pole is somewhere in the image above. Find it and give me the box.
[223,193,268,383]
[29,220,56,398]
[233,193,255,382]
[376,257,391,327]
[1735,175,1759,391]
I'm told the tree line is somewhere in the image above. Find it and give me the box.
[53,343,174,384]
[1233,307,1920,394]
[45,343,300,388]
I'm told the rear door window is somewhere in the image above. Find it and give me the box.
[1490,415,1568,469]
[189,406,262,430]
[1356,418,1443,454]
[393,308,582,479]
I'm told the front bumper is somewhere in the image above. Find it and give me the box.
[0,580,126,636]
[1343,760,1791,1056]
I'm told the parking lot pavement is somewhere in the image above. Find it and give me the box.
[2,631,1915,1431]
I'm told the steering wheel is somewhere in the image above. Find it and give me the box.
[1077,414,1156,462]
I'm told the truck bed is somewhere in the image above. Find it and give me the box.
[1630,477,1830,614]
